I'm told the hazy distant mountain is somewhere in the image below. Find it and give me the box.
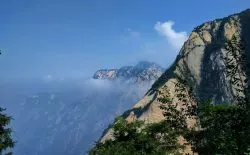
[93,61,164,82]
[2,61,164,155]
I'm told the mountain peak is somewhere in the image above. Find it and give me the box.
[93,61,164,82]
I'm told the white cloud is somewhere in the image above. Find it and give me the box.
[154,21,188,50]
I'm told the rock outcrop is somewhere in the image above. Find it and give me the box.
[101,9,250,142]
[93,61,164,83]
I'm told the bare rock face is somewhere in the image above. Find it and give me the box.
[93,61,164,83]
[93,69,117,79]
[101,9,250,142]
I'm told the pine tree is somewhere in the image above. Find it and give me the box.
[0,107,14,155]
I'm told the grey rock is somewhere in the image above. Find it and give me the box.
[93,61,165,83]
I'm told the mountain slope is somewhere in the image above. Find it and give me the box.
[101,9,250,142]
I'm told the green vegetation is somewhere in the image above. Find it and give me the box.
[187,103,250,154]
[89,79,193,155]
[89,117,183,155]
[0,107,14,155]
[90,102,250,155]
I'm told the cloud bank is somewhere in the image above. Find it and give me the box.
[1,78,153,155]
[154,21,188,50]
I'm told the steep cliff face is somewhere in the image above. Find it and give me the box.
[101,9,250,141]
[93,61,164,83]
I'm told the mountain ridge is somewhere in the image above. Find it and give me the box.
[100,9,250,145]
[93,61,165,82]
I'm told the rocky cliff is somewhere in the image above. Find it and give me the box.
[93,61,164,83]
[101,9,250,142]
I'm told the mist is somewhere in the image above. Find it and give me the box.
[0,77,153,155]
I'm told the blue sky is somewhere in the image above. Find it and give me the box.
[0,0,249,80]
